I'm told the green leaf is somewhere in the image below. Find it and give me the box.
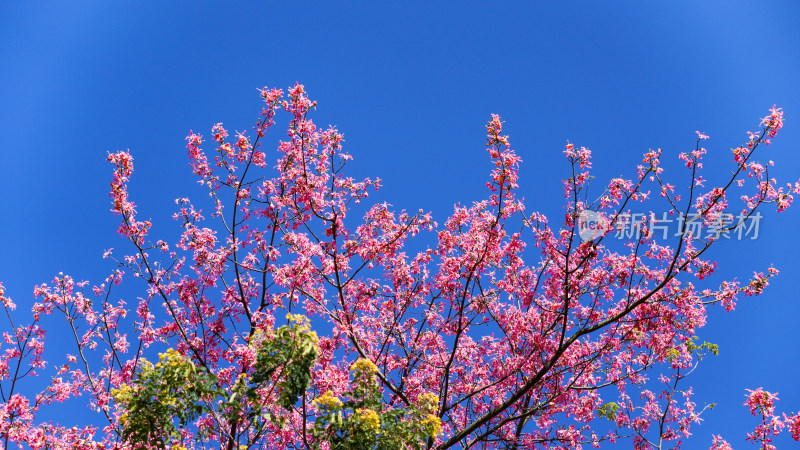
[597,402,620,421]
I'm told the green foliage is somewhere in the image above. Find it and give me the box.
[111,349,220,449]
[112,317,437,449]
[112,314,320,448]
[597,402,620,421]
[247,313,319,409]
[310,359,441,450]
[665,336,719,363]
[686,336,719,359]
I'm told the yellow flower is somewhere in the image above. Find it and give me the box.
[312,391,343,410]
[355,408,380,434]
[159,348,180,364]
[111,383,134,404]
[249,328,265,348]
[286,313,302,323]
[351,358,378,376]
[417,392,440,414]
[286,313,310,329]
[421,413,442,438]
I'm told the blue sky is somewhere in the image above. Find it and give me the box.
[1,1,799,447]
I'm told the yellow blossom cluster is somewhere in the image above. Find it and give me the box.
[111,382,134,403]
[312,391,343,410]
[354,408,380,434]
[417,392,439,414]
[350,358,378,377]
[159,348,186,366]
[421,414,442,438]
[286,313,320,344]
[111,382,136,424]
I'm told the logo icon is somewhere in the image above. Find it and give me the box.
[577,210,607,242]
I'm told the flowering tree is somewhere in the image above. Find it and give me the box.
[0,84,798,449]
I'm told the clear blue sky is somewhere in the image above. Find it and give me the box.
[1,1,798,447]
